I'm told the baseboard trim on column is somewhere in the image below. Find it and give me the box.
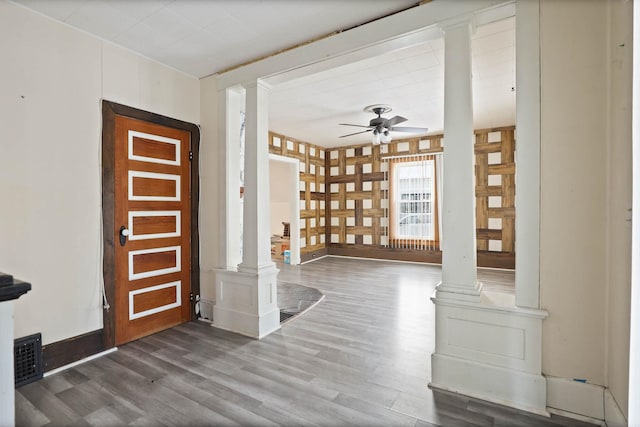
[212,268,281,339]
[431,291,548,417]
[430,353,549,417]
[213,305,280,339]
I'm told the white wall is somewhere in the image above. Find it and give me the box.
[198,75,219,305]
[606,0,633,418]
[540,1,631,416]
[269,160,291,236]
[0,1,199,345]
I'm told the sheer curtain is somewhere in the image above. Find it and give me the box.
[383,153,442,250]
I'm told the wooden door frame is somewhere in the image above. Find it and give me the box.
[101,100,200,350]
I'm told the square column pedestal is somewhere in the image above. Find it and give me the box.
[1,272,32,427]
[430,291,549,416]
[213,266,280,339]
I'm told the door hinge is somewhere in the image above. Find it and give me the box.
[189,151,193,161]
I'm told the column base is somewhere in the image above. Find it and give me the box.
[431,290,548,416]
[213,266,280,339]
[435,280,483,302]
[430,353,548,417]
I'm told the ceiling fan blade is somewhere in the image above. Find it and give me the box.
[385,115,408,127]
[339,129,372,138]
[390,126,429,133]
[339,123,374,128]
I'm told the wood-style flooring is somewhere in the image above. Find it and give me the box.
[16,257,593,426]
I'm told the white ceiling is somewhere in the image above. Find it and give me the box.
[13,0,515,149]
[270,17,515,147]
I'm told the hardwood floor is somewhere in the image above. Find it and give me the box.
[16,257,593,426]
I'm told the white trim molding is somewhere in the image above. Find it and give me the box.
[128,210,181,241]
[604,389,628,427]
[128,280,181,320]
[128,171,180,202]
[430,293,549,416]
[545,377,628,426]
[128,245,181,281]
[213,267,280,339]
[43,348,118,378]
[546,376,604,421]
[127,130,180,166]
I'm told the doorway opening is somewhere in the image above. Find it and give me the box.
[269,153,300,265]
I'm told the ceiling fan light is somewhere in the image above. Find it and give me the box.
[371,131,381,145]
[381,130,391,144]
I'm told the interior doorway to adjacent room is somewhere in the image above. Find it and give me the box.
[269,154,300,265]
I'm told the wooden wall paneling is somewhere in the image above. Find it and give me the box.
[475,132,490,251]
[474,142,502,154]
[409,138,419,154]
[347,226,373,235]
[269,127,514,268]
[372,145,382,245]
[362,208,385,217]
[501,129,516,253]
[476,186,502,197]
[487,163,515,175]
[328,244,442,264]
[338,149,347,243]
[304,149,311,248]
[354,148,364,245]
[314,151,322,248]
[488,207,516,218]
[325,155,332,247]
[268,132,328,257]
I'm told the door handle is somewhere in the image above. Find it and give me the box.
[119,226,130,246]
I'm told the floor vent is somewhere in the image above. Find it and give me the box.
[14,333,43,387]
[280,311,295,323]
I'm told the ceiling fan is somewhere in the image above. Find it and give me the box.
[339,104,429,145]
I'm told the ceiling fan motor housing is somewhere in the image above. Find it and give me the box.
[338,104,428,141]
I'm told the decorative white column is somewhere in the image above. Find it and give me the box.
[514,0,541,309]
[213,79,280,339]
[238,80,277,274]
[0,273,31,427]
[436,19,482,302]
[430,14,548,416]
[218,86,243,270]
[0,302,14,426]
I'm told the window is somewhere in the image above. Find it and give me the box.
[388,154,440,249]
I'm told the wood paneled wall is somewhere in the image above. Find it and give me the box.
[268,126,516,269]
[268,132,327,261]
[326,135,443,245]
[474,127,516,268]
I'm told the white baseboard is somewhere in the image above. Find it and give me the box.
[430,353,549,416]
[198,298,215,322]
[300,255,327,265]
[547,407,604,426]
[545,375,623,426]
[604,389,628,427]
[546,376,604,420]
